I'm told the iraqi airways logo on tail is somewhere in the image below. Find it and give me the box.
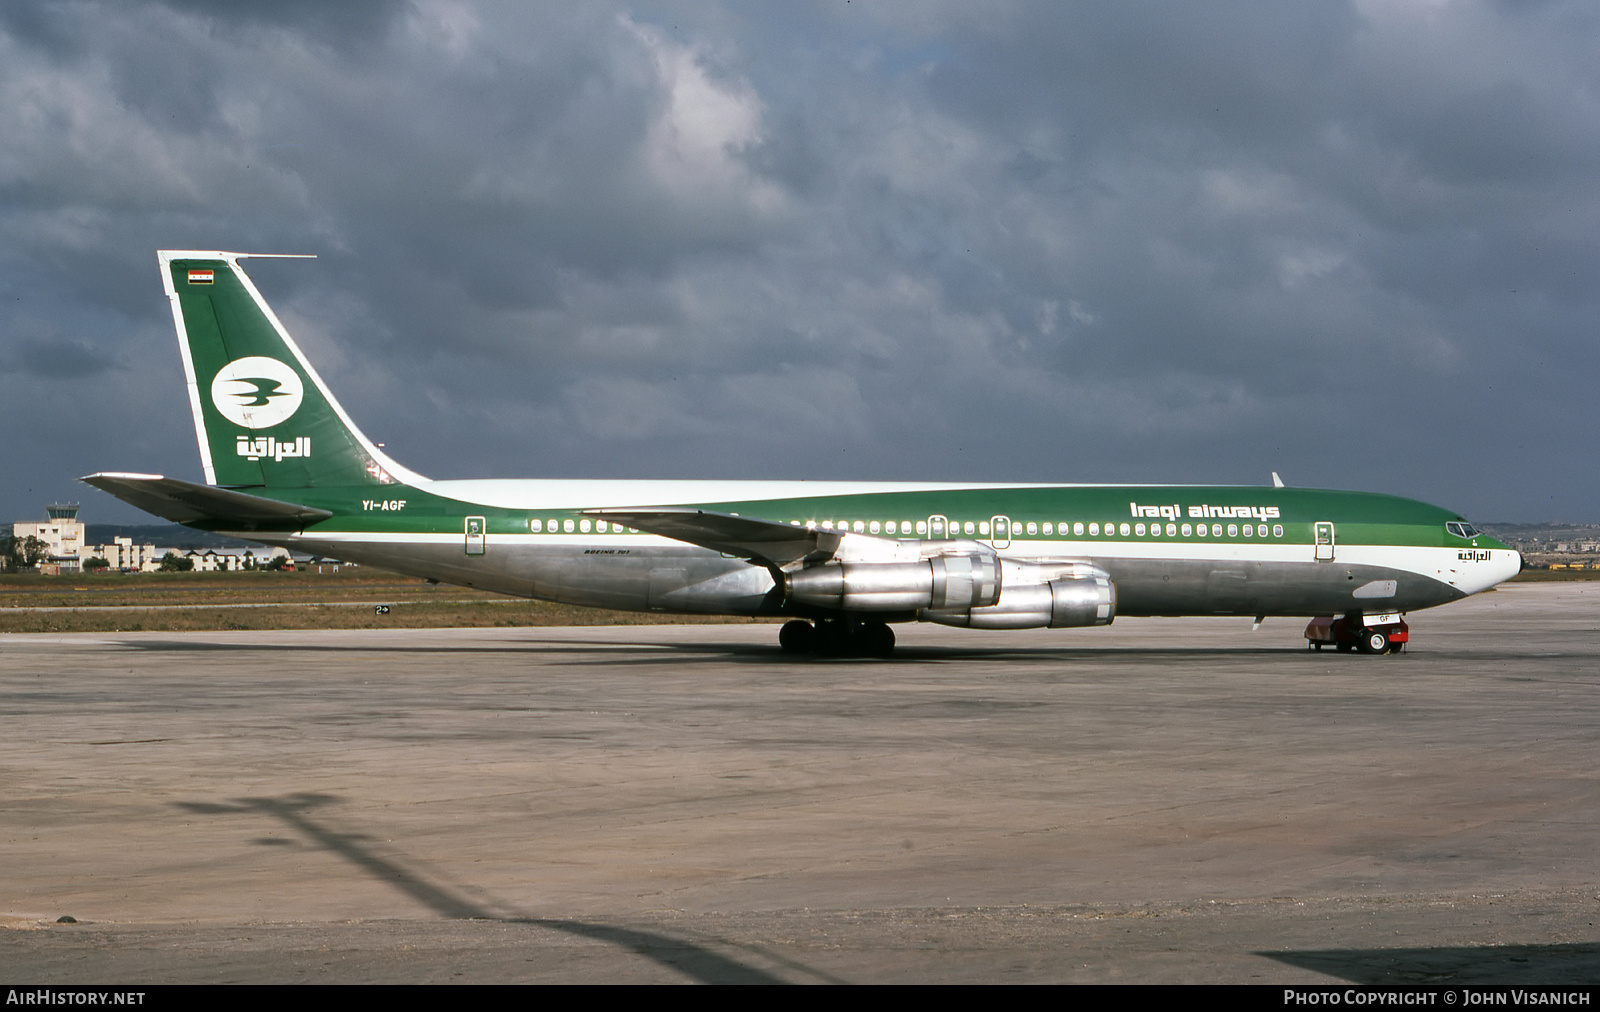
[210,357,307,445]
[212,357,313,463]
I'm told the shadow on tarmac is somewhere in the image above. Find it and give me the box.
[1262,944,1600,984]
[121,635,1335,666]
[175,792,832,984]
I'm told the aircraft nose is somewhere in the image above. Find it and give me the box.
[1498,549,1524,588]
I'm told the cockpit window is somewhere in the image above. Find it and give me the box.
[1446,521,1481,539]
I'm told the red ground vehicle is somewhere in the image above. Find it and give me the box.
[1304,612,1408,654]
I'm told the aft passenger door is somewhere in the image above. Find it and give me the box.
[465,516,487,556]
[1313,521,1335,561]
[927,515,948,540]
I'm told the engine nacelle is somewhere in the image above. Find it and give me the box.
[922,566,1116,629]
[785,552,1001,612]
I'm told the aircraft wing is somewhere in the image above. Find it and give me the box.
[80,472,333,529]
[583,507,842,567]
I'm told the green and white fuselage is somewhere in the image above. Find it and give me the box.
[83,252,1521,645]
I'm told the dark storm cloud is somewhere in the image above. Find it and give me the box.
[8,336,119,379]
[2,0,1597,525]
[155,0,408,43]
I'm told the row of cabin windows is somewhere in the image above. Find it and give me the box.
[529,519,639,534]
[526,517,1286,539]
[809,519,1288,539]
[1076,521,1285,539]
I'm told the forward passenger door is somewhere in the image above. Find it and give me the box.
[1313,521,1335,561]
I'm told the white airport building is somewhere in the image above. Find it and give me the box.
[12,503,290,573]
[11,503,86,573]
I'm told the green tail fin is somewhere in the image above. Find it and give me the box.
[160,251,425,489]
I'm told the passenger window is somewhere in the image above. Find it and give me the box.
[1257,525,1267,537]
[980,521,991,535]
[1166,523,1176,536]
[1196,524,1206,537]
[917,520,928,535]
[580,519,592,533]
[1027,522,1037,535]
[869,521,881,534]
[1119,523,1131,536]
[1181,523,1191,536]
[1089,523,1100,536]
[1212,524,1222,537]
[1227,524,1238,537]
[563,519,575,533]
[1135,523,1146,536]
[1273,525,1283,537]
[1242,524,1252,537]
[1074,522,1084,536]
[1043,523,1053,535]
[853,521,864,533]
[963,521,975,535]
[597,520,608,533]
[530,519,543,533]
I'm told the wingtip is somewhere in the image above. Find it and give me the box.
[81,471,166,483]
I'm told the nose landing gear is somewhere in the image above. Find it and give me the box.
[1305,612,1408,655]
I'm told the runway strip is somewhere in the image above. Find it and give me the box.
[0,599,514,612]
[2,582,1597,983]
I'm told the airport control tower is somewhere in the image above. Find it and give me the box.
[12,502,85,571]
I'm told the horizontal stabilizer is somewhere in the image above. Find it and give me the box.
[80,472,332,529]
[584,507,841,567]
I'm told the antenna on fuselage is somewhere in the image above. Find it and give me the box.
[1271,472,1285,488]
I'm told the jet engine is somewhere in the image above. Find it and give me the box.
[784,550,1001,612]
[921,561,1115,629]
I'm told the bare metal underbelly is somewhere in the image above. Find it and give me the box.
[255,536,1464,620]
[1097,556,1462,616]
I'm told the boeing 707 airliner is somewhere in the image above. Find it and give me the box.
[82,251,1522,656]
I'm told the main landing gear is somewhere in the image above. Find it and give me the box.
[779,619,896,658]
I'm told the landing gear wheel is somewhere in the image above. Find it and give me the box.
[860,621,895,658]
[779,620,814,654]
[813,619,850,657]
[1358,629,1390,655]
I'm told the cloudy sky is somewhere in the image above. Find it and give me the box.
[3,0,1597,526]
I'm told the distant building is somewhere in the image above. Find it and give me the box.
[84,536,166,572]
[12,503,85,573]
[12,503,295,573]
[182,547,289,571]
